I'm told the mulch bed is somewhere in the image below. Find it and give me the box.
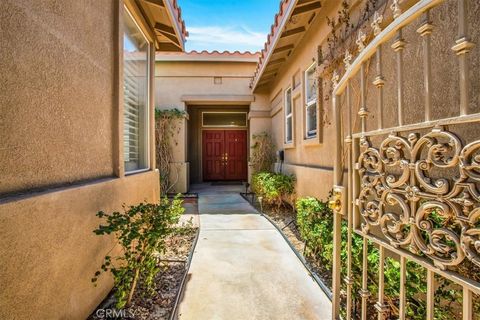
[89,227,198,320]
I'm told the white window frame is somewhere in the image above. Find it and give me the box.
[284,87,293,144]
[304,62,317,139]
[123,6,151,174]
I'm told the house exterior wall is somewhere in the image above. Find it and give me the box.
[262,0,480,202]
[0,173,159,319]
[264,1,342,201]
[0,1,161,318]
[0,0,116,196]
[155,59,258,191]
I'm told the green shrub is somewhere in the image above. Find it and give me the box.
[296,197,333,266]
[294,194,476,319]
[91,197,184,309]
[295,196,374,314]
[251,171,295,209]
[251,171,269,195]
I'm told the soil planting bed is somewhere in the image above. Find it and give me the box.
[89,226,198,320]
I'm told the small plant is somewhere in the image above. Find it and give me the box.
[251,171,295,209]
[91,197,184,309]
[249,132,276,173]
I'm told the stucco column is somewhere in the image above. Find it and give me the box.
[247,94,272,181]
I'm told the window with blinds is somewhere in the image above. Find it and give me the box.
[123,7,149,173]
[305,62,317,139]
[285,87,293,144]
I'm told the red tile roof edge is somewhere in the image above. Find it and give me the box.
[184,50,260,56]
[156,50,261,60]
[170,0,188,39]
[251,0,291,89]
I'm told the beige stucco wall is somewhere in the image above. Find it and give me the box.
[155,61,256,107]
[0,171,160,319]
[279,163,334,201]
[155,59,258,191]
[0,1,162,318]
[0,0,116,196]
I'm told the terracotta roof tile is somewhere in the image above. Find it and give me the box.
[170,0,188,39]
[185,50,260,57]
[156,50,260,61]
[251,0,291,88]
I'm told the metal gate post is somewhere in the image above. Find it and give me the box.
[331,94,342,319]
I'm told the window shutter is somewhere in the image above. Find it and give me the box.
[123,57,140,165]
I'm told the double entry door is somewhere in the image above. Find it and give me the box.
[202,130,247,181]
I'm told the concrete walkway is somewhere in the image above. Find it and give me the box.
[177,184,332,320]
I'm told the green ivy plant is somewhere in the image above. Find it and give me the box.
[251,171,295,210]
[155,108,186,195]
[249,132,276,173]
[91,197,184,309]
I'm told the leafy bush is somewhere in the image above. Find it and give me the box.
[296,197,333,267]
[92,197,184,309]
[251,171,295,209]
[294,194,477,319]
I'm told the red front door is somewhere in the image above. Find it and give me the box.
[202,130,247,181]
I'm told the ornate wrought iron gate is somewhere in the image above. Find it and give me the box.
[331,0,479,319]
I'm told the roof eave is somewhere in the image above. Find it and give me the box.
[137,0,187,52]
[163,0,186,50]
[251,0,298,91]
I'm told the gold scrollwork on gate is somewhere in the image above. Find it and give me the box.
[356,127,480,270]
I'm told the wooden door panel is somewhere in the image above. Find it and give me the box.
[202,130,225,180]
[224,130,247,180]
[203,130,247,181]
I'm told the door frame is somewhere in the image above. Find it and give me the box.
[201,128,248,181]
[185,105,250,184]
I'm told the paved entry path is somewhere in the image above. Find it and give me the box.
[177,184,332,320]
